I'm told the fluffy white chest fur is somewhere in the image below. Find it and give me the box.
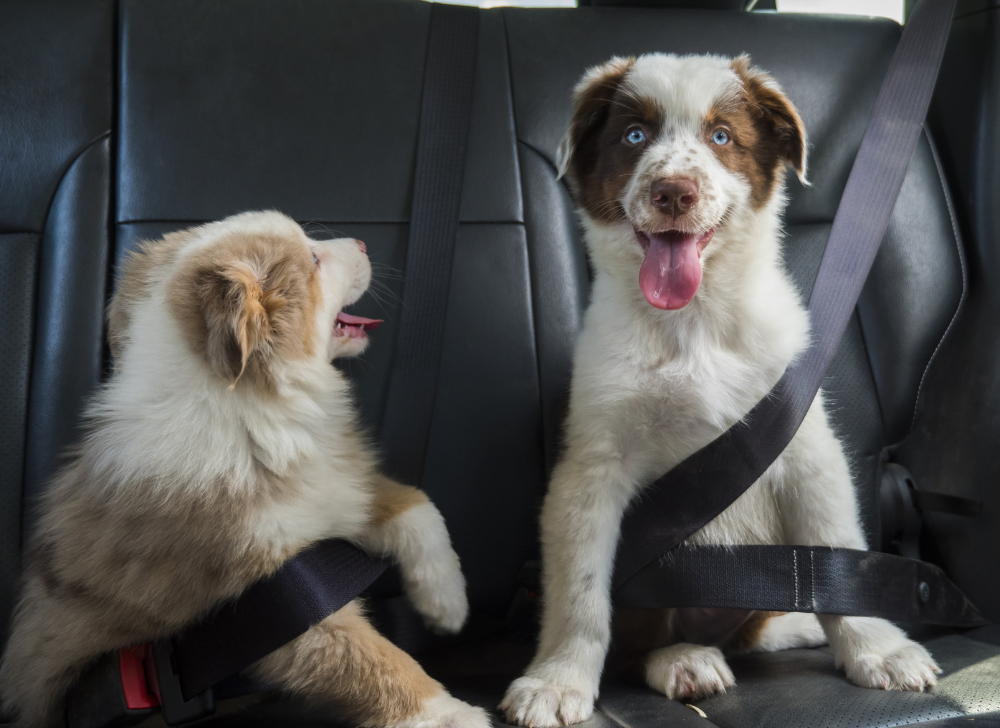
[97,270,373,555]
[569,206,809,547]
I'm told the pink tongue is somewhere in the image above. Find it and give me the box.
[638,231,703,310]
[336,312,383,330]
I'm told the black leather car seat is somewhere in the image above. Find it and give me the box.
[3,1,1000,727]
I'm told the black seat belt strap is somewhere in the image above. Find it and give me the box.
[379,3,479,487]
[616,545,987,627]
[613,0,959,596]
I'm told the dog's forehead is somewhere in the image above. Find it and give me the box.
[623,54,741,128]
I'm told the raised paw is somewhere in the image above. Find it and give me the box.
[396,693,492,728]
[404,546,469,635]
[844,642,940,692]
[392,500,470,635]
[645,644,736,701]
[499,676,594,727]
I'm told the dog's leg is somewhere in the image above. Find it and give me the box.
[353,476,468,634]
[252,600,489,728]
[739,612,827,653]
[778,398,939,691]
[500,454,633,727]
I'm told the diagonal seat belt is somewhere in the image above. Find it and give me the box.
[66,5,479,727]
[611,0,986,628]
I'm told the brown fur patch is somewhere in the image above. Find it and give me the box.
[709,55,806,208]
[253,600,441,725]
[369,476,429,527]
[726,610,785,653]
[107,230,195,363]
[168,227,321,390]
[0,448,296,726]
[564,57,667,224]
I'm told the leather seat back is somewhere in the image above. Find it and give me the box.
[0,0,114,641]
[0,0,970,638]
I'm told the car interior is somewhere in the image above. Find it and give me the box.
[2,0,1000,726]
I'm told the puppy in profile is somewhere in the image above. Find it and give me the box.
[0,211,489,728]
[501,54,939,727]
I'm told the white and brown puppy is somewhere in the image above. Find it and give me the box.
[0,211,489,728]
[500,54,940,727]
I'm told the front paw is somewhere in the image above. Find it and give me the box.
[499,676,594,727]
[843,642,940,692]
[394,693,491,728]
[645,644,735,700]
[404,548,468,635]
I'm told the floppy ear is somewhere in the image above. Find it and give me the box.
[732,55,809,185]
[557,56,635,181]
[199,262,284,386]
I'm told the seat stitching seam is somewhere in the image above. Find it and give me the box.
[910,126,968,430]
[793,549,799,610]
[810,548,816,611]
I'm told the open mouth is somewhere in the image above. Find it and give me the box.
[634,228,715,310]
[334,311,383,340]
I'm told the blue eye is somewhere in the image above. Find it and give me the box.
[625,128,646,145]
[711,129,730,145]
[312,252,320,266]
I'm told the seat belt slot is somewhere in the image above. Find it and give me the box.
[880,461,982,558]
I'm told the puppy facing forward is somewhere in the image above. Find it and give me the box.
[0,211,489,728]
[500,54,940,727]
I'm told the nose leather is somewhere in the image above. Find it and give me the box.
[651,177,700,218]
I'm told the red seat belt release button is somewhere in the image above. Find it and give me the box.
[119,645,161,710]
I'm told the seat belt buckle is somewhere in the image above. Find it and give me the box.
[118,645,159,711]
[113,641,216,726]
[147,640,216,725]
[67,642,216,728]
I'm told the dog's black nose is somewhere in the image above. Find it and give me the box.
[651,177,699,217]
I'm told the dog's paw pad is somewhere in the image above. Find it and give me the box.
[499,676,593,727]
[646,644,736,701]
[848,643,940,692]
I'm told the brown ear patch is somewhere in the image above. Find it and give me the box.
[711,55,806,208]
[108,230,195,364]
[169,228,321,390]
[731,55,806,206]
[561,57,666,223]
[198,262,287,385]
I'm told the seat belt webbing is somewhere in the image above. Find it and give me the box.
[169,3,479,700]
[616,545,987,627]
[380,3,479,487]
[613,0,966,606]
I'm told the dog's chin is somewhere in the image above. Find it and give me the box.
[329,336,369,361]
[327,310,383,360]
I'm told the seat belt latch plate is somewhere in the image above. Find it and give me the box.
[148,640,216,725]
